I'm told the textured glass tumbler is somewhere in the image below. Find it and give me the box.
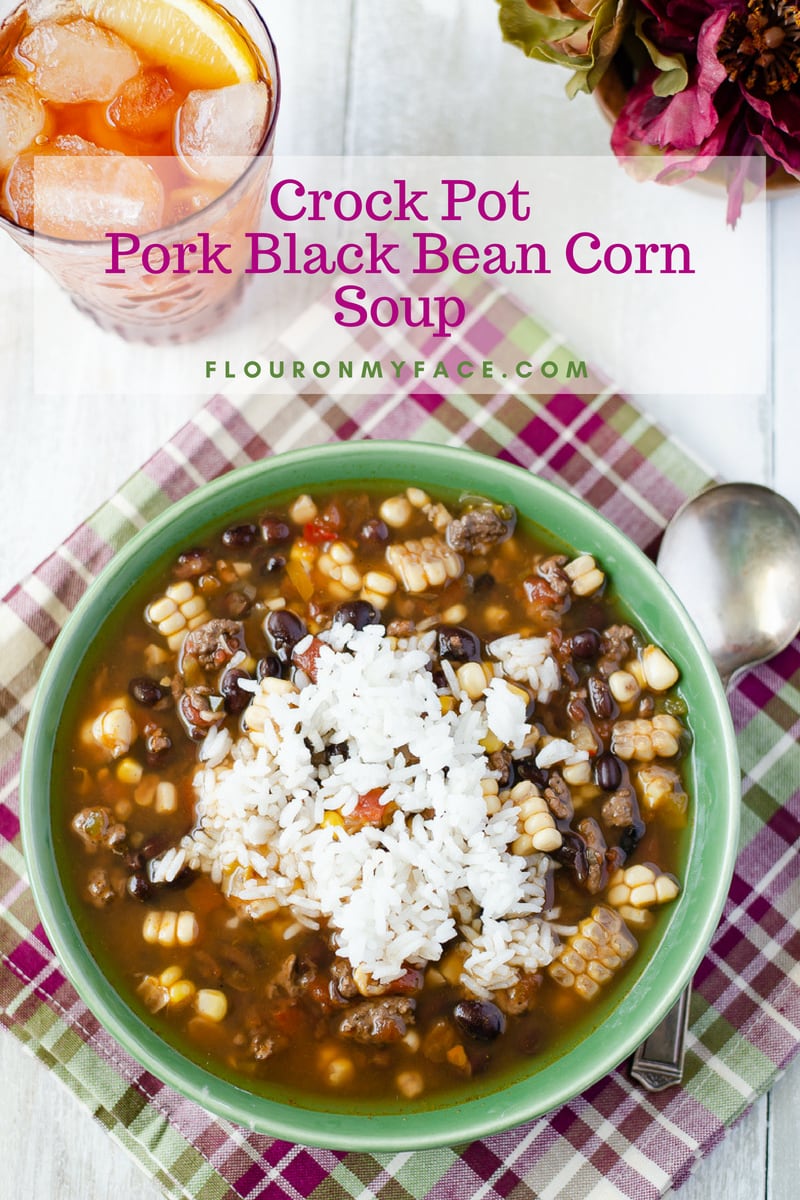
[0,0,280,344]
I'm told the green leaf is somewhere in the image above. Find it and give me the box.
[634,10,688,95]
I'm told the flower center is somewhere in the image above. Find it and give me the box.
[717,0,800,94]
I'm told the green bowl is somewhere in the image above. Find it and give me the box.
[20,441,740,1150]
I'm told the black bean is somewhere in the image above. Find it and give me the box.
[619,824,644,858]
[260,554,286,576]
[595,750,623,791]
[571,628,601,660]
[437,625,482,662]
[173,548,213,579]
[454,999,506,1041]
[588,675,615,719]
[257,655,283,681]
[267,609,307,653]
[127,872,151,902]
[333,600,380,630]
[223,590,253,619]
[430,668,448,690]
[472,572,495,594]
[260,516,291,545]
[554,831,590,887]
[222,523,259,548]
[128,676,167,707]
[514,757,549,791]
[359,517,389,546]
[221,668,252,715]
[164,866,197,890]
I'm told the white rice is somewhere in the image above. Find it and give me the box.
[174,623,564,996]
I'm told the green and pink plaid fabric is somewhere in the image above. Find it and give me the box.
[2,288,799,1200]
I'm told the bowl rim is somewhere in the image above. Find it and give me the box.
[20,440,741,1150]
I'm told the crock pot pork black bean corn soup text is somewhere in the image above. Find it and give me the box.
[60,485,690,1100]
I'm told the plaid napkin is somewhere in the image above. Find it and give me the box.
[2,286,799,1200]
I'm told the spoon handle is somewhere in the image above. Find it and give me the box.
[629,986,691,1091]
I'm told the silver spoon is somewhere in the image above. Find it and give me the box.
[630,482,800,1092]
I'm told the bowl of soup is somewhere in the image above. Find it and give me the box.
[20,440,739,1149]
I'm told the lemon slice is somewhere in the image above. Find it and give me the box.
[79,0,259,88]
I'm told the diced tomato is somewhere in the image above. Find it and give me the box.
[271,1003,306,1037]
[292,635,325,682]
[386,967,424,995]
[349,787,388,829]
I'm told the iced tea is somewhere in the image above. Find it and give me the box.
[0,0,279,340]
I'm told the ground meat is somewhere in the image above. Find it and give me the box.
[537,555,571,598]
[71,806,126,852]
[446,508,510,556]
[577,817,608,894]
[600,788,637,827]
[86,867,117,906]
[338,997,416,1044]
[598,624,635,678]
[544,771,573,820]
[386,618,415,637]
[330,958,359,999]
[488,749,513,786]
[144,722,172,763]
[182,619,244,670]
[269,953,317,997]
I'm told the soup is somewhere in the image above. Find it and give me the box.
[56,484,690,1101]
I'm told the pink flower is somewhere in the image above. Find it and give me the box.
[611,0,800,218]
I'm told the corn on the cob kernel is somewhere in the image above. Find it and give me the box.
[142,910,199,948]
[548,906,637,999]
[422,501,452,533]
[92,707,138,759]
[195,988,228,1022]
[508,780,562,854]
[563,554,605,597]
[606,864,680,909]
[641,645,680,691]
[611,714,683,761]
[146,581,210,652]
[386,536,463,594]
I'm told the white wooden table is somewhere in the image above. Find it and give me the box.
[1,2,798,1196]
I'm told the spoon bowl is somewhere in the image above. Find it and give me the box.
[631,481,800,1091]
[657,483,800,685]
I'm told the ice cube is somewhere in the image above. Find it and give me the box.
[108,68,178,139]
[177,81,268,185]
[5,134,164,238]
[18,18,139,103]
[0,77,45,171]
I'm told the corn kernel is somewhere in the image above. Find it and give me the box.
[642,645,680,692]
[396,1069,424,1098]
[655,874,680,903]
[159,965,183,987]
[326,1056,355,1086]
[562,760,591,786]
[380,495,413,528]
[157,911,177,947]
[195,989,228,1022]
[147,596,176,624]
[155,781,178,814]
[363,570,397,596]
[439,694,457,714]
[116,757,143,785]
[609,670,640,704]
[456,661,488,700]
[169,980,196,1006]
[289,494,317,524]
[176,911,199,946]
[406,487,430,508]
[322,811,344,828]
[442,604,467,624]
[92,708,137,759]
[630,883,658,908]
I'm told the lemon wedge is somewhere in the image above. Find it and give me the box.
[79,0,259,88]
